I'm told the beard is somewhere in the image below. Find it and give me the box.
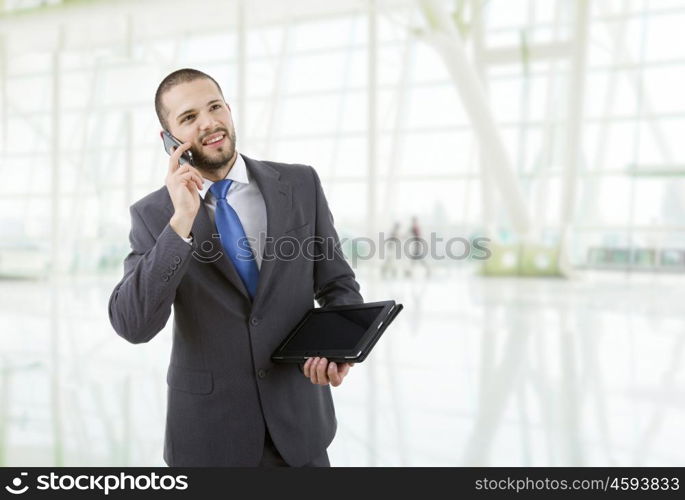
[191,127,237,172]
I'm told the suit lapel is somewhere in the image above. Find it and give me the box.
[243,155,292,310]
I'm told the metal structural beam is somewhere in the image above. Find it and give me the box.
[483,40,572,65]
[263,22,291,159]
[328,18,359,183]
[471,0,495,238]
[0,33,6,151]
[597,1,674,165]
[382,20,415,229]
[365,0,378,467]
[50,29,63,274]
[418,0,531,236]
[367,0,378,238]
[236,0,246,132]
[50,27,64,468]
[558,0,589,273]
[532,0,564,239]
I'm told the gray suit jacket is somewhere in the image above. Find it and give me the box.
[108,154,363,466]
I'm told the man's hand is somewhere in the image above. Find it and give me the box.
[166,142,204,238]
[303,357,354,387]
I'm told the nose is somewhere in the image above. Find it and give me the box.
[198,111,220,132]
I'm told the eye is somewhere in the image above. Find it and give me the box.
[181,114,195,123]
[210,104,222,111]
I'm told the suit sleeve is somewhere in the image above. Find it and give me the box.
[310,166,364,308]
[108,205,194,344]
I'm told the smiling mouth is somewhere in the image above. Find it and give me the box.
[201,132,227,147]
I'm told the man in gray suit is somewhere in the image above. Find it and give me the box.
[108,68,363,467]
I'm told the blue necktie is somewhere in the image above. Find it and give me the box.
[210,179,260,298]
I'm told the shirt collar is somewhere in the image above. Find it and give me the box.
[199,152,249,199]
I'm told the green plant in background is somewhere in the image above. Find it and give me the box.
[482,243,563,277]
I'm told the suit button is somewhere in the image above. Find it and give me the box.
[250,317,260,326]
[257,369,267,379]
[161,274,169,282]
[171,263,179,270]
[173,256,181,264]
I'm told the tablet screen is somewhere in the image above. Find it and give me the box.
[284,306,386,351]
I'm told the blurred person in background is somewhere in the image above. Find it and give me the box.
[407,215,430,278]
[381,221,402,279]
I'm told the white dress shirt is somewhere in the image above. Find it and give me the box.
[182,152,268,270]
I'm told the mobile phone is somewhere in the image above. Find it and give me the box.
[161,130,194,166]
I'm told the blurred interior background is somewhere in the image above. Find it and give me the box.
[0,0,684,466]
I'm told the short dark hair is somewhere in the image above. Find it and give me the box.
[154,68,224,130]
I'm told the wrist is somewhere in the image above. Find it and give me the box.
[170,213,194,239]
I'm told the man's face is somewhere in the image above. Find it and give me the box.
[162,78,236,172]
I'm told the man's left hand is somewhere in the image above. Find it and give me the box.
[303,357,353,387]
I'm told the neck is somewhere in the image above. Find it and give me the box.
[201,150,238,182]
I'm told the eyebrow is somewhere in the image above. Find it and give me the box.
[176,99,223,122]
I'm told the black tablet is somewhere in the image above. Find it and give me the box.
[271,300,403,364]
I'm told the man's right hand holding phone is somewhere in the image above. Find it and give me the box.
[166,142,204,239]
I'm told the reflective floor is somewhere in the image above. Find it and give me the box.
[0,266,683,466]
